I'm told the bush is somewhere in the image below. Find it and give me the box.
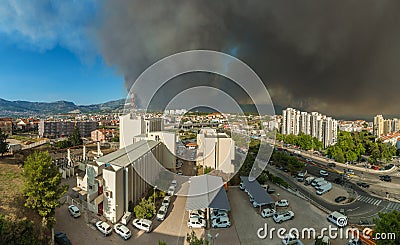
[0,215,42,245]
[134,198,155,219]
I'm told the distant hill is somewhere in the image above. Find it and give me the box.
[0,98,125,117]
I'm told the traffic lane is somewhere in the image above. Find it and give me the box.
[266,165,379,217]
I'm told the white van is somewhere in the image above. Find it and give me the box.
[314,180,328,189]
[311,177,324,187]
[327,211,347,227]
[316,182,332,195]
[121,211,132,225]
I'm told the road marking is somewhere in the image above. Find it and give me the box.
[357,195,383,206]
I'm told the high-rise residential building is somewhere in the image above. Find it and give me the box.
[282,108,300,135]
[383,119,393,135]
[281,108,338,148]
[393,118,399,132]
[373,115,384,137]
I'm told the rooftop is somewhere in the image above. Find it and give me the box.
[96,140,160,167]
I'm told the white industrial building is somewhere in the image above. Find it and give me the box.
[196,128,235,174]
[75,114,176,224]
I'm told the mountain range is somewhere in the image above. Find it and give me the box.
[0,98,126,117]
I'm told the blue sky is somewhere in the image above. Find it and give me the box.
[0,1,126,105]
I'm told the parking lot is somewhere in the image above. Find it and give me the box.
[229,185,349,245]
[55,177,352,245]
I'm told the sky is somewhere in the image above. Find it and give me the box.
[0,1,399,117]
[0,1,126,105]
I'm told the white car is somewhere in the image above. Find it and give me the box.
[275,199,289,207]
[167,185,175,196]
[320,170,329,177]
[239,182,245,190]
[211,217,231,228]
[68,205,81,218]
[306,158,313,162]
[261,208,276,218]
[95,221,112,236]
[189,210,206,219]
[114,223,131,240]
[132,218,152,232]
[187,217,206,229]
[171,180,177,187]
[282,233,304,245]
[273,211,294,223]
[157,205,167,221]
[161,196,170,208]
[210,210,228,220]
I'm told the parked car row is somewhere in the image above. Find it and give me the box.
[187,208,231,229]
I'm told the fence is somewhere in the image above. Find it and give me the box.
[21,139,50,150]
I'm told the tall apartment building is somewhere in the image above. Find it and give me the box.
[393,118,400,132]
[119,114,164,148]
[0,118,13,135]
[281,108,338,148]
[383,119,393,135]
[282,108,300,135]
[373,115,400,137]
[373,115,384,137]
[38,120,98,138]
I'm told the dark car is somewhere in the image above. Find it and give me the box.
[328,162,336,167]
[357,182,370,188]
[54,232,72,245]
[385,164,394,170]
[334,178,345,185]
[380,175,392,182]
[335,196,347,203]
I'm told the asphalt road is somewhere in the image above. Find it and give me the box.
[236,151,400,224]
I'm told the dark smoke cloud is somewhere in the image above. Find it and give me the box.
[97,0,400,117]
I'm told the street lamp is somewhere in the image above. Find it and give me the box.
[153,186,157,208]
[208,232,219,245]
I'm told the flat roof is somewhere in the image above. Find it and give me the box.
[96,140,160,167]
[186,175,230,211]
[240,176,275,205]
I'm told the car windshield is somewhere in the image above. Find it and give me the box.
[158,210,165,215]
[106,227,111,231]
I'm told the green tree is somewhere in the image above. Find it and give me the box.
[0,128,8,156]
[373,211,400,245]
[284,134,297,145]
[186,230,209,245]
[68,126,83,146]
[23,151,68,227]
[134,197,155,219]
[158,241,167,245]
[312,137,323,151]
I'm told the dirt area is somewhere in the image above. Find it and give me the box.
[0,155,42,225]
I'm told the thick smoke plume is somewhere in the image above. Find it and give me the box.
[97,0,400,117]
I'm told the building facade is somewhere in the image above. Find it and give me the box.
[281,108,338,148]
[75,140,172,224]
[196,128,235,174]
[119,114,164,148]
[38,120,98,138]
[0,118,12,135]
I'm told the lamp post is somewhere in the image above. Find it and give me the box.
[208,232,219,245]
[153,186,157,208]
